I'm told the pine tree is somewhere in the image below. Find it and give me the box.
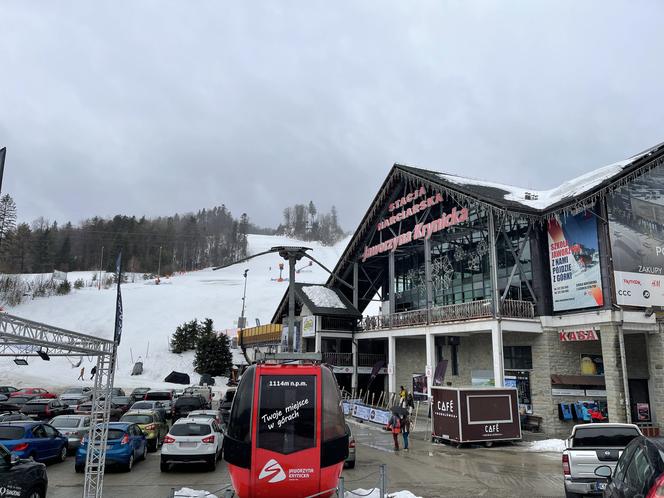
[170,323,189,354]
[170,319,201,353]
[0,194,17,252]
[194,319,233,376]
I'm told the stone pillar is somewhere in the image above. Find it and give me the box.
[600,324,628,423]
[648,329,664,429]
[491,322,505,387]
[531,330,557,437]
[315,331,322,354]
[425,332,435,399]
[388,335,396,394]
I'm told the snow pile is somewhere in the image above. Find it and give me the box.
[174,488,218,498]
[346,490,422,498]
[437,144,660,211]
[0,234,348,389]
[303,285,345,309]
[525,439,566,453]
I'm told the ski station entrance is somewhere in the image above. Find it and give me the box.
[0,312,117,498]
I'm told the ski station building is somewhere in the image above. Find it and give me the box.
[250,141,664,438]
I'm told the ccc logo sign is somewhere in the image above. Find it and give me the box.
[644,290,651,299]
[618,290,632,296]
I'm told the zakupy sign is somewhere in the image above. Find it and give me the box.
[607,163,664,307]
[547,211,603,311]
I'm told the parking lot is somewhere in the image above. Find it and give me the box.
[45,419,565,498]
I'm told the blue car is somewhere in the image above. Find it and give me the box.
[0,421,68,463]
[75,422,147,472]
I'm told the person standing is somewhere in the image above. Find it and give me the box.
[387,412,401,451]
[78,367,85,381]
[90,366,97,380]
[399,386,406,407]
[402,414,411,451]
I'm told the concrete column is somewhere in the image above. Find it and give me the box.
[648,329,664,429]
[351,339,358,395]
[315,331,322,354]
[600,324,628,423]
[425,332,435,399]
[388,335,396,394]
[491,322,505,387]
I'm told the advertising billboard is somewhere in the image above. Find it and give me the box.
[607,165,664,307]
[548,211,604,311]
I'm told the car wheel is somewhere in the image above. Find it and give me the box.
[25,486,45,498]
[141,443,148,460]
[148,439,158,452]
[208,455,217,471]
[58,445,67,462]
[160,461,170,473]
[564,491,581,498]
[124,454,134,472]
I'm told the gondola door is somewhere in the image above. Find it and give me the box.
[252,365,321,498]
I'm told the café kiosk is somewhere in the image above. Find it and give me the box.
[431,386,522,447]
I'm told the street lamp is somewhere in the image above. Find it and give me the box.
[239,269,249,329]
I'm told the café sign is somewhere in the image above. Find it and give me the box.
[559,329,599,342]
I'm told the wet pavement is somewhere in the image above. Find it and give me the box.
[342,418,565,497]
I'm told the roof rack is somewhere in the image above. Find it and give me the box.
[257,352,322,364]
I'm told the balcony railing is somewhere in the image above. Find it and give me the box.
[361,299,535,331]
[319,316,357,332]
[358,353,387,367]
[322,352,353,366]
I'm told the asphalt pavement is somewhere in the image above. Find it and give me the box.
[45,420,565,497]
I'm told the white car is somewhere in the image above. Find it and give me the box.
[160,417,223,472]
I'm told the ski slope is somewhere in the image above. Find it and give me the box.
[0,234,350,390]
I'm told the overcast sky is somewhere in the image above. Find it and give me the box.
[1,1,663,230]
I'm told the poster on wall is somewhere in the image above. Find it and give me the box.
[607,166,664,307]
[548,211,604,311]
[412,374,428,401]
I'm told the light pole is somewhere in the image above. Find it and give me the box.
[0,147,6,195]
[239,269,249,329]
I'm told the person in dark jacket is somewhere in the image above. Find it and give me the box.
[402,415,411,451]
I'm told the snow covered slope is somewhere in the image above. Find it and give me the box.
[0,234,349,390]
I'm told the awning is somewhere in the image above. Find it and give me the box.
[551,374,605,386]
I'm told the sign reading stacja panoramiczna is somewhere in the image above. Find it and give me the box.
[607,163,664,307]
[548,211,604,311]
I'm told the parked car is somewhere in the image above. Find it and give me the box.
[0,442,49,498]
[594,435,664,498]
[187,410,222,425]
[10,389,56,399]
[20,399,71,420]
[110,388,126,397]
[111,396,133,416]
[48,415,91,453]
[0,402,22,413]
[75,422,147,472]
[9,396,40,409]
[184,386,213,407]
[345,423,356,469]
[219,387,236,425]
[563,423,642,497]
[130,401,167,421]
[120,410,168,452]
[0,386,19,396]
[0,413,31,423]
[76,402,123,421]
[160,417,223,472]
[129,387,151,403]
[58,387,92,406]
[144,390,175,418]
[172,395,207,422]
[0,422,68,463]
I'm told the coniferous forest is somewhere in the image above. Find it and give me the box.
[0,195,345,275]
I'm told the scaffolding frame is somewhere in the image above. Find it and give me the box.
[0,312,116,498]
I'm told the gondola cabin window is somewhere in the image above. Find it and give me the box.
[257,375,316,454]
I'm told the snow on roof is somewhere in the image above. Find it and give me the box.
[302,285,346,309]
[436,145,660,211]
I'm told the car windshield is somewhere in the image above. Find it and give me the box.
[131,402,153,409]
[63,388,85,395]
[107,429,126,440]
[113,397,131,404]
[133,389,149,394]
[122,415,152,424]
[189,414,215,421]
[51,417,84,428]
[0,427,25,440]
[170,423,211,436]
[573,427,641,447]
[145,393,171,401]
[176,398,201,408]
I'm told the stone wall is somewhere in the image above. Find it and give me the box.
[394,337,426,394]
[648,330,664,428]
[624,333,649,379]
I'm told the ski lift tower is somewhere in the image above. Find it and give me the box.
[0,313,117,498]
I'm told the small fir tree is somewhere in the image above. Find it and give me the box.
[194,319,233,376]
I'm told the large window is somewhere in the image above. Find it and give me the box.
[503,346,532,370]
[227,365,255,443]
[257,375,316,455]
